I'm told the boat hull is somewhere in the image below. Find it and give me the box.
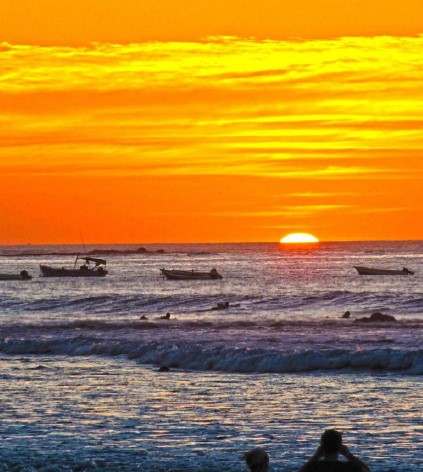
[354,266,414,276]
[0,273,32,280]
[160,268,222,280]
[40,265,108,277]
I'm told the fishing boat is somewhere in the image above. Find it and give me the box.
[160,268,223,280]
[40,256,108,277]
[0,270,32,280]
[354,266,414,276]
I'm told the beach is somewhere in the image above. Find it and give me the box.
[1,241,422,471]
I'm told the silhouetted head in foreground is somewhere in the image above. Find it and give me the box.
[299,428,370,472]
[244,448,269,472]
[321,429,343,455]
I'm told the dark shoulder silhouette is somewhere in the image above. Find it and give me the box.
[302,461,362,472]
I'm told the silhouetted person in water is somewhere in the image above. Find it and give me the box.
[300,430,370,472]
[158,312,171,320]
[244,448,269,472]
[212,301,230,310]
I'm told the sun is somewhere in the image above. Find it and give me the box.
[280,232,319,244]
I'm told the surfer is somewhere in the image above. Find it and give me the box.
[212,302,230,310]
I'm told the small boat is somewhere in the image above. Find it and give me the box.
[160,268,223,280]
[0,270,32,281]
[354,266,414,276]
[40,256,108,277]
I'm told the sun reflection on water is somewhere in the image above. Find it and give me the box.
[0,356,421,471]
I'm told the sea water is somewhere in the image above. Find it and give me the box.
[0,242,422,471]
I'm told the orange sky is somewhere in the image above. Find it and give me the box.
[1,0,423,243]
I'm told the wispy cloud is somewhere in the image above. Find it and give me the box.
[165,204,355,218]
[1,36,423,180]
[287,192,359,198]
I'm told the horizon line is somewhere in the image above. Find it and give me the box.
[1,239,422,246]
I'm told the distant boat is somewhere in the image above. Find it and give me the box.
[354,266,414,276]
[40,256,108,277]
[160,268,223,280]
[0,270,32,281]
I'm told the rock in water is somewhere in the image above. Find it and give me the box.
[370,312,396,322]
[355,312,397,323]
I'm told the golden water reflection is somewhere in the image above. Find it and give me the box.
[0,355,421,471]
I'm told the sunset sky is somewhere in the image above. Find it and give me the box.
[1,0,423,244]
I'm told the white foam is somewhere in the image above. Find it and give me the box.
[1,337,422,375]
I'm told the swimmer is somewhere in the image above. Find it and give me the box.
[212,302,230,310]
[244,448,269,472]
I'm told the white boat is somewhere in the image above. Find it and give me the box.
[354,266,414,276]
[160,268,222,280]
[0,270,32,280]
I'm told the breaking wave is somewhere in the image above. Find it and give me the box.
[1,336,422,375]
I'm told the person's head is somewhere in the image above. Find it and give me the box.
[320,429,343,456]
[244,448,269,472]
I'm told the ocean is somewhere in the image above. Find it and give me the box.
[0,241,422,471]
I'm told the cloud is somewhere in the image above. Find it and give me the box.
[1,36,423,180]
[287,192,359,197]
[165,204,355,218]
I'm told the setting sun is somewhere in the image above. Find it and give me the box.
[280,233,319,244]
